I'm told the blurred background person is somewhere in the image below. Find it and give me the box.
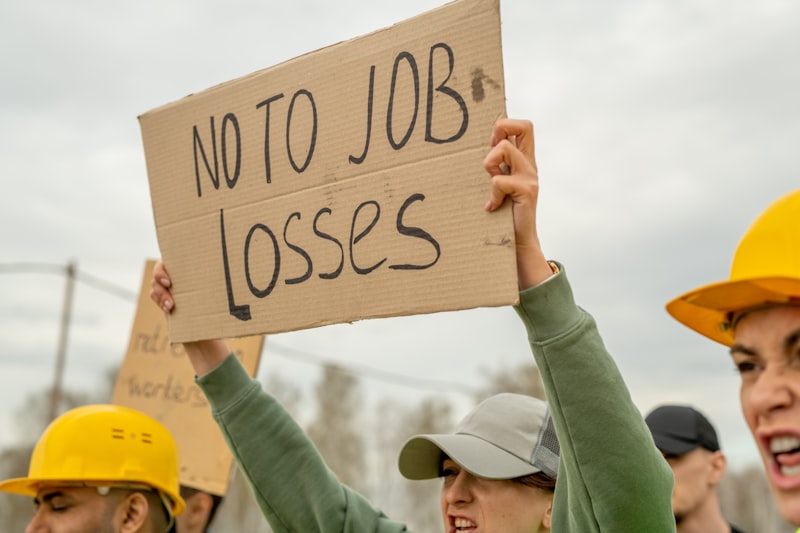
[173,484,223,533]
[646,404,746,533]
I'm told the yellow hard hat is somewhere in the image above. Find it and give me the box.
[667,189,800,346]
[0,404,185,516]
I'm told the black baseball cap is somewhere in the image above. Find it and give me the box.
[645,405,720,456]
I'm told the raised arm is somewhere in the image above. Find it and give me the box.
[486,118,675,532]
[148,260,408,532]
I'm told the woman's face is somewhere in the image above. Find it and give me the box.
[439,458,552,533]
[733,305,800,525]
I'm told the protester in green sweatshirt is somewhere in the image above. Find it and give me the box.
[151,118,674,532]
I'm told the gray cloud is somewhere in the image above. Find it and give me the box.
[1,0,798,473]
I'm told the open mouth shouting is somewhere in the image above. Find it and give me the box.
[767,434,800,489]
[450,516,477,532]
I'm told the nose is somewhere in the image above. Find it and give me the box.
[443,469,475,504]
[25,509,46,533]
[746,362,794,419]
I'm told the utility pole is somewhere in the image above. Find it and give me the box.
[48,261,76,423]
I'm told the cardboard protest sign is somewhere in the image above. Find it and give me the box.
[112,259,263,495]
[140,0,517,343]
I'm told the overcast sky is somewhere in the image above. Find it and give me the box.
[1,0,799,473]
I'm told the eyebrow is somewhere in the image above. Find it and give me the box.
[783,328,800,355]
[729,327,800,358]
[34,490,69,506]
[729,343,756,357]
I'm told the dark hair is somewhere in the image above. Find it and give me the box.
[512,471,557,492]
[145,490,171,531]
[439,453,557,493]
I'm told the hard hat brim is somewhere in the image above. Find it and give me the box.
[666,276,800,346]
[0,476,37,497]
[0,476,186,516]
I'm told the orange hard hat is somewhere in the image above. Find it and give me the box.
[667,189,800,346]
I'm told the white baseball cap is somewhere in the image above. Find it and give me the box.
[398,393,559,480]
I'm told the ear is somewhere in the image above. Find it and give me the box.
[542,496,553,530]
[118,492,150,533]
[195,492,215,523]
[182,492,215,527]
[707,450,727,485]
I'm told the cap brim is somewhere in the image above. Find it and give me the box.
[666,277,800,347]
[398,433,540,481]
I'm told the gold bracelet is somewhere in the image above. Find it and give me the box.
[548,261,560,274]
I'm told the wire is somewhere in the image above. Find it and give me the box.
[0,262,137,302]
[264,340,481,396]
[0,261,479,395]
[76,271,137,302]
[0,262,67,275]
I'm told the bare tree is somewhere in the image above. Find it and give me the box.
[264,371,303,422]
[210,371,303,533]
[371,398,407,511]
[12,386,96,443]
[398,396,454,532]
[475,362,546,401]
[306,364,367,495]
[211,466,274,533]
[0,380,112,530]
[0,444,35,531]
[371,395,455,531]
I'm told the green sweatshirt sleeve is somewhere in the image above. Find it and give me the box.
[515,263,675,532]
[196,355,410,533]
